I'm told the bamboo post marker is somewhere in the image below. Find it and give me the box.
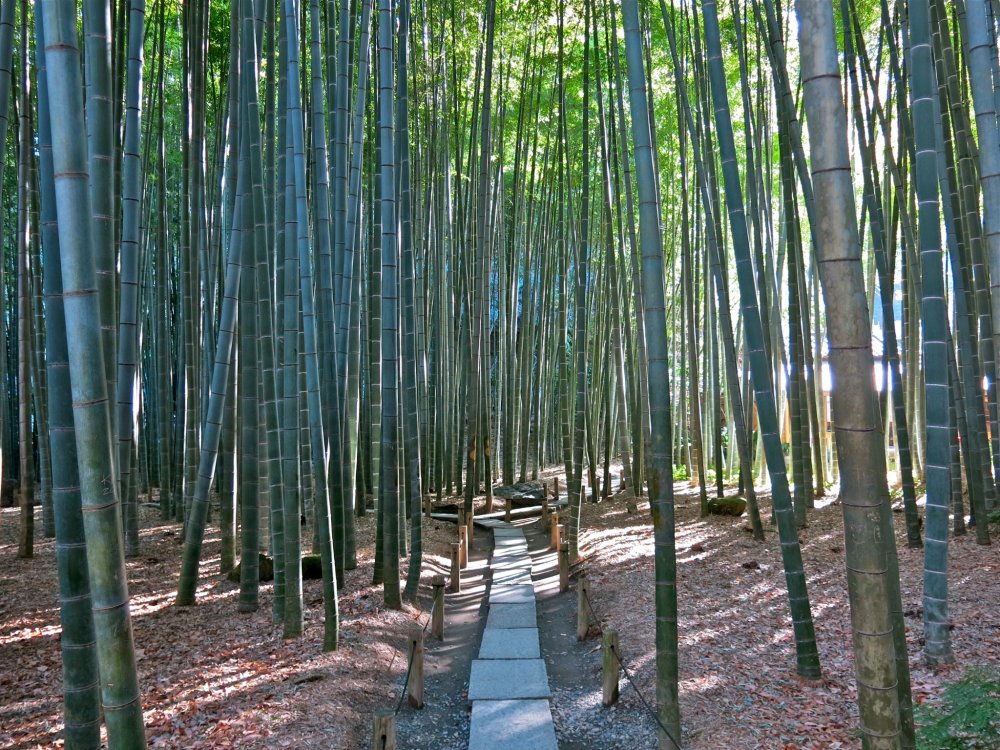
[602,630,620,706]
[408,626,424,709]
[371,710,396,750]
[559,541,569,593]
[450,542,461,592]
[431,575,445,640]
[577,573,590,640]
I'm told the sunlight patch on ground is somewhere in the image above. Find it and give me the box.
[0,620,61,646]
[814,494,839,510]
[129,592,178,618]
[680,673,725,694]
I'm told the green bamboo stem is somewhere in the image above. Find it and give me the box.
[40,0,147,741]
[701,0,821,679]
[620,2,680,742]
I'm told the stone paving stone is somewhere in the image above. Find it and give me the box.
[492,557,533,571]
[491,550,529,564]
[468,700,557,750]
[463,518,559,750]
[475,518,512,529]
[489,584,535,604]
[492,528,525,538]
[478,627,540,659]
[467,659,551,700]
[493,544,529,556]
[492,567,532,585]
[494,537,527,548]
[492,548,531,561]
[486,602,536,629]
[493,540,527,549]
[493,542,528,555]
[492,554,532,566]
[493,545,528,557]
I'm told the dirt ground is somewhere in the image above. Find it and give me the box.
[0,500,458,749]
[576,482,1000,749]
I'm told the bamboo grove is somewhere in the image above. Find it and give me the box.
[2,0,997,747]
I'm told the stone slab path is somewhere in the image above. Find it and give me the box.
[467,524,558,750]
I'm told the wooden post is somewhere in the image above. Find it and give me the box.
[559,541,569,593]
[550,511,560,551]
[431,575,445,640]
[371,709,396,750]
[541,495,550,531]
[408,626,424,709]
[457,507,466,531]
[504,497,512,522]
[458,525,468,569]
[577,573,590,640]
[450,542,461,592]
[602,630,620,706]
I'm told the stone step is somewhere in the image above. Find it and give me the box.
[491,553,532,569]
[488,584,535,605]
[494,537,528,548]
[478,627,540,659]
[491,567,532,585]
[492,544,529,555]
[467,658,551,700]
[493,546,528,557]
[468,700,558,750]
[486,602,536,629]
[475,517,516,529]
[492,527,526,538]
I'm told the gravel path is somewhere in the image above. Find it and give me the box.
[395,509,662,750]
[393,527,490,749]
[530,520,664,750]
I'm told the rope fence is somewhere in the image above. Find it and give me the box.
[393,643,417,715]
[394,593,437,713]
[373,587,442,749]
[580,580,683,750]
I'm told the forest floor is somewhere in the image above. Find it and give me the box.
[0,499,458,749]
[575,481,1000,749]
[1,477,998,749]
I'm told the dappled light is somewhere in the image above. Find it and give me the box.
[1,505,444,749]
[4,0,1000,747]
[574,481,1000,748]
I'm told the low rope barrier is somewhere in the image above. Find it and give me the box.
[422,594,436,635]
[392,594,438,715]
[393,646,417,715]
[581,584,683,750]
